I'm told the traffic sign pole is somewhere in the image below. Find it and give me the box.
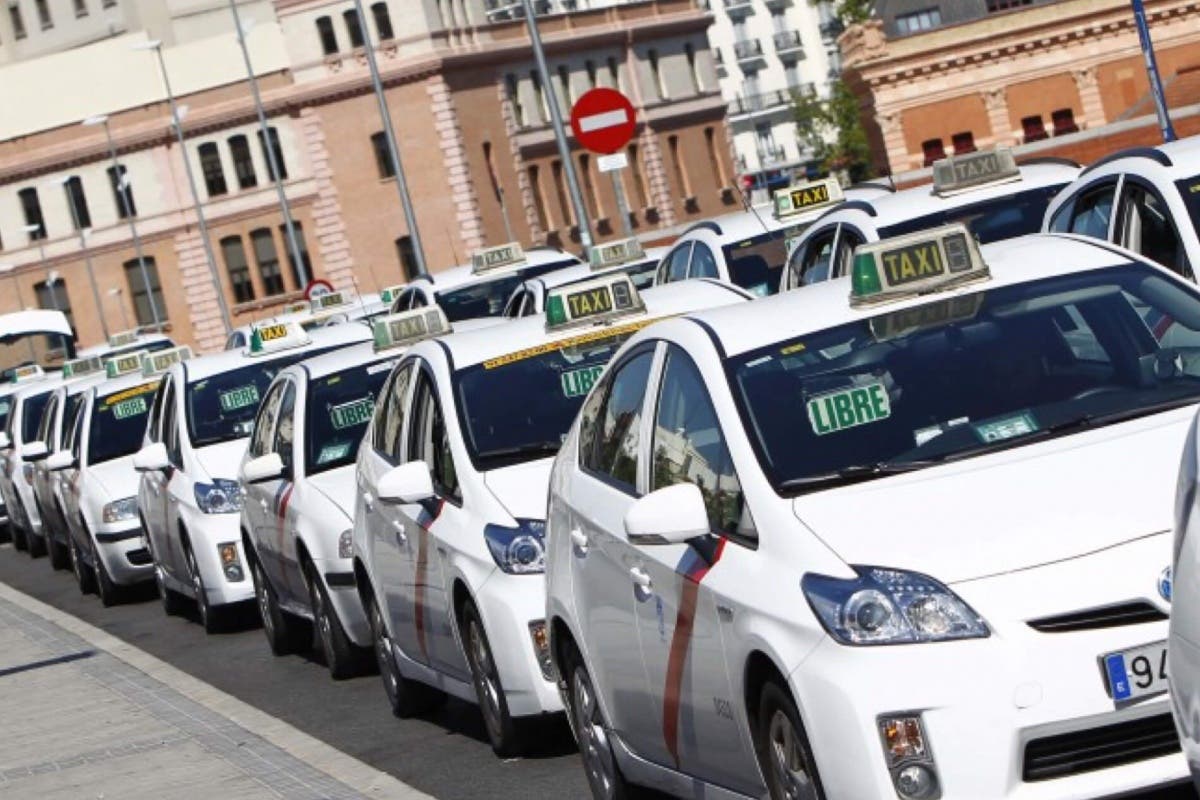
[610,172,633,238]
[1130,0,1177,142]
[570,88,639,242]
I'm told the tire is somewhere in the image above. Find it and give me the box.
[12,523,27,552]
[27,527,46,558]
[460,600,527,758]
[70,535,96,595]
[367,593,441,718]
[561,639,640,800]
[754,681,825,800]
[250,558,308,655]
[306,563,369,680]
[185,544,221,634]
[91,537,121,607]
[48,527,70,571]
[145,527,186,616]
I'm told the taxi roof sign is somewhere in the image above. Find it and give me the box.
[774,178,844,219]
[107,330,140,349]
[62,355,104,379]
[545,273,645,331]
[850,223,989,307]
[589,237,644,270]
[248,320,311,356]
[141,345,193,376]
[105,349,149,378]
[472,242,526,274]
[372,307,452,352]
[12,364,45,383]
[310,290,352,313]
[932,147,1020,196]
[379,284,406,304]
[281,300,312,316]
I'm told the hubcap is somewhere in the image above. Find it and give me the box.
[313,582,334,659]
[767,710,816,800]
[467,619,502,728]
[71,540,83,582]
[255,565,275,639]
[188,552,207,625]
[572,665,616,799]
[372,604,399,700]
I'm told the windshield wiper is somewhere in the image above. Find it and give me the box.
[781,460,939,493]
[475,441,562,462]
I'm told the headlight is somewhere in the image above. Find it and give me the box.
[102,497,139,524]
[338,529,354,560]
[802,566,989,645]
[194,479,244,514]
[483,519,546,574]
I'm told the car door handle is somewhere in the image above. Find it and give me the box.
[390,519,407,546]
[362,492,374,512]
[629,566,652,591]
[259,498,269,512]
[569,528,588,552]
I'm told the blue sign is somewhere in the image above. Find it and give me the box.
[1105,653,1133,701]
[1130,0,1177,142]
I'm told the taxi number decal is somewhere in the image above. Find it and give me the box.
[317,442,352,464]
[104,382,159,406]
[218,384,260,412]
[789,183,830,209]
[880,242,944,287]
[560,365,605,398]
[330,397,375,430]
[973,411,1037,443]
[110,396,148,420]
[807,382,890,436]
[258,324,289,342]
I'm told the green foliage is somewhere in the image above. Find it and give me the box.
[831,0,874,24]
[792,79,875,183]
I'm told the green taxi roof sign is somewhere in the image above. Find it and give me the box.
[932,147,1020,196]
[380,284,406,304]
[372,307,451,352]
[12,364,45,383]
[774,178,844,219]
[589,237,644,270]
[142,345,193,376]
[310,290,352,313]
[62,355,104,379]
[545,273,645,331]
[105,349,149,379]
[248,320,311,356]
[850,223,989,307]
[472,242,526,274]
[281,300,312,316]
[107,330,140,349]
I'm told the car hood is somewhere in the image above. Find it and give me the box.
[483,458,554,522]
[792,412,1189,584]
[306,466,355,524]
[194,439,250,483]
[86,457,139,501]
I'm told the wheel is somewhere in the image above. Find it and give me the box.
[306,563,369,680]
[70,536,96,595]
[368,593,441,717]
[47,526,70,570]
[185,544,221,634]
[12,523,27,552]
[460,600,527,757]
[562,639,640,800]
[27,527,46,558]
[251,558,308,655]
[754,681,824,800]
[154,561,186,616]
[91,537,121,607]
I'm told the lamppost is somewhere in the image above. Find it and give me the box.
[81,113,162,328]
[44,176,109,338]
[20,223,57,311]
[132,39,232,334]
[107,288,131,330]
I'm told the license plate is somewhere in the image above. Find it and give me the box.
[1102,640,1168,703]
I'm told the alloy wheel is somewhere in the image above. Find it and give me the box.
[767,709,818,800]
[572,664,618,800]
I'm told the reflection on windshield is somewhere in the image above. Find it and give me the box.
[721,228,797,297]
[305,360,393,475]
[730,264,1200,493]
[438,259,579,321]
[878,184,1067,245]
[89,381,158,464]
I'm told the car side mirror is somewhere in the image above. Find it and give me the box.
[0,432,11,451]
[624,483,711,546]
[22,441,49,462]
[241,452,284,485]
[133,442,170,473]
[377,461,435,505]
[46,450,75,472]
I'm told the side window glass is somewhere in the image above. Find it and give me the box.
[38,395,56,444]
[71,405,86,460]
[1119,182,1190,278]
[272,383,296,473]
[798,227,839,286]
[577,372,609,469]
[666,243,693,283]
[374,364,412,462]
[147,379,167,442]
[833,228,864,278]
[162,387,182,467]
[411,291,427,309]
[652,347,751,541]
[689,243,719,279]
[1048,199,1074,234]
[407,372,460,501]
[248,383,285,458]
[583,350,654,491]
[1067,183,1116,240]
[502,290,522,319]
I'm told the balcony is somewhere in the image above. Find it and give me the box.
[723,0,755,16]
[763,0,792,8]
[773,30,805,60]
[714,48,728,77]
[819,18,845,42]
[727,90,793,117]
[733,38,766,67]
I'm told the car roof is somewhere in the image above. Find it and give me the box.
[429,278,753,369]
[180,321,373,381]
[1076,136,1200,180]
[414,247,584,290]
[90,371,162,398]
[8,373,64,402]
[686,233,1135,359]
[677,185,896,244]
[288,340,401,381]
[76,332,172,358]
[526,249,667,294]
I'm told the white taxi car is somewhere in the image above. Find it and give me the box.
[547,227,1191,799]
[55,347,191,605]
[135,320,371,632]
[239,309,441,678]
[1045,137,1200,280]
[501,239,665,319]
[354,275,750,757]
[77,328,176,360]
[1,366,64,555]
[781,149,1081,290]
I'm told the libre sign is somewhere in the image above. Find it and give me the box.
[569,88,637,155]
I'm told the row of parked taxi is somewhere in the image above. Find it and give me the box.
[2,136,1200,800]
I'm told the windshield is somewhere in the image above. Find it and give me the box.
[88,381,158,464]
[20,391,52,444]
[1177,174,1200,238]
[305,359,394,475]
[730,264,1200,493]
[455,322,650,469]
[437,259,579,321]
[720,228,797,297]
[878,184,1067,244]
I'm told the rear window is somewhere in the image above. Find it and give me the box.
[89,381,159,464]
[436,259,579,321]
[878,184,1068,244]
[720,229,796,297]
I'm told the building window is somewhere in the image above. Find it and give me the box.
[951,131,976,154]
[101,0,114,6]
[36,280,71,326]
[280,222,311,288]
[586,60,598,89]
[606,56,621,90]
[371,2,393,40]
[316,16,338,55]
[685,43,702,93]
[894,7,941,35]
[667,134,691,198]
[528,165,550,231]
[18,188,46,241]
[557,65,573,108]
[257,127,287,181]
[1022,115,1048,143]
[371,132,395,178]
[505,74,525,127]
[344,9,364,48]
[34,0,52,29]
[921,138,945,167]
[221,236,255,303]
[395,236,417,282]
[531,70,548,123]
[1052,108,1079,135]
[648,49,667,99]
[986,0,1032,11]
[251,229,284,296]
[107,165,137,219]
[64,177,91,230]
[628,143,649,207]
[74,0,88,17]
[198,142,228,197]
[229,134,257,189]
[9,5,26,39]
[123,258,166,326]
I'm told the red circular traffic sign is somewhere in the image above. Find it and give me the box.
[303,278,334,301]
[570,88,637,155]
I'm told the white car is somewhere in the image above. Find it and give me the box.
[135,320,372,632]
[55,347,191,605]
[238,310,441,678]
[547,226,1192,799]
[654,179,894,297]
[1044,136,1200,281]
[1,368,65,555]
[781,149,1081,290]
[354,274,751,757]
[76,328,176,360]
[501,240,665,319]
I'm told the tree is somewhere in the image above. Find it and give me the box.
[829,0,873,24]
[793,79,874,183]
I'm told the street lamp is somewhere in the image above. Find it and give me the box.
[20,223,57,311]
[82,113,162,328]
[132,39,233,334]
[107,287,131,330]
[43,176,109,338]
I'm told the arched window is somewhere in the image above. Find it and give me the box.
[316,16,338,55]
[371,2,394,40]
[122,258,167,325]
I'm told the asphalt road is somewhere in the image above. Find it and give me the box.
[0,542,1196,800]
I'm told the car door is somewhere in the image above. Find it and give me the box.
[244,381,285,593]
[1115,177,1193,280]
[269,381,304,607]
[562,346,659,744]
[62,396,87,533]
[788,224,839,288]
[142,378,172,558]
[32,392,58,524]
[162,382,191,582]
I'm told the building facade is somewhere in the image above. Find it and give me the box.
[0,0,735,352]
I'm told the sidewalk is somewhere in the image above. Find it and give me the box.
[0,582,428,800]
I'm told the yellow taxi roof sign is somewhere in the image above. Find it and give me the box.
[850,223,989,307]
[248,320,311,356]
[281,300,311,315]
[472,242,526,274]
[372,307,452,352]
[545,273,645,331]
[62,355,104,379]
[774,178,844,219]
[589,237,644,270]
[12,364,45,383]
[142,345,193,376]
[105,349,149,378]
[932,148,1020,196]
[310,290,352,313]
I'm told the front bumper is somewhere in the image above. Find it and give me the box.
[182,511,253,607]
[315,556,371,647]
[94,523,153,586]
[474,568,561,718]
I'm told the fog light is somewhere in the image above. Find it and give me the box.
[528,620,555,681]
[895,764,938,799]
[217,542,245,583]
[878,713,940,799]
[881,715,927,763]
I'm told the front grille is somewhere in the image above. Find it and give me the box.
[125,548,152,566]
[1027,601,1167,633]
[1023,712,1180,781]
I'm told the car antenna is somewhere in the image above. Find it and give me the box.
[736,175,790,270]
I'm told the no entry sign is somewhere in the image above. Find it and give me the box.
[570,88,637,155]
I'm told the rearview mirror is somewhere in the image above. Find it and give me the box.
[241,452,284,484]
[133,442,169,473]
[377,461,435,505]
[624,483,711,546]
[46,450,75,472]
[22,441,48,462]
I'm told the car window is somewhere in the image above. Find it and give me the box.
[722,230,791,297]
[435,260,576,322]
[248,381,285,459]
[21,392,51,445]
[690,243,719,279]
[1119,181,1190,279]
[87,380,158,465]
[62,394,85,452]
[37,393,57,445]
[1064,182,1117,240]
[373,363,412,463]
[70,402,86,461]
[407,370,460,501]
[582,349,654,492]
[306,360,393,475]
[166,389,182,467]
[879,184,1069,245]
[834,227,865,279]
[791,226,839,287]
[652,346,751,541]
[502,290,524,319]
[273,381,296,473]
[410,290,427,309]
[147,378,167,442]
[664,244,693,283]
